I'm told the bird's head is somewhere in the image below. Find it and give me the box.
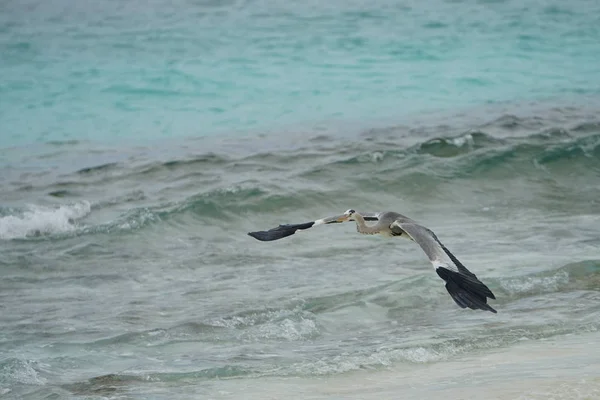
[336,209,356,222]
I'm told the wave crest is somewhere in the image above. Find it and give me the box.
[0,201,91,240]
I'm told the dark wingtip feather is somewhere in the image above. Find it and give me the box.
[247,231,270,241]
[247,229,294,241]
[439,244,497,300]
[437,267,497,313]
[248,222,315,242]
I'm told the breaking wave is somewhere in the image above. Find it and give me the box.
[0,202,91,240]
[3,119,599,240]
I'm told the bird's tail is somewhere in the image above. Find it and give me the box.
[436,267,497,313]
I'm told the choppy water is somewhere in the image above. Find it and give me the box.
[2,0,600,145]
[1,0,600,399]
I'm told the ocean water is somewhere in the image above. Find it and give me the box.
[1,0,600,399]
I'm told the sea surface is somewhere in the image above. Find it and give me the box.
[1,0,600,399]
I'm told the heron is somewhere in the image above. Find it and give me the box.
[248,209,497,313]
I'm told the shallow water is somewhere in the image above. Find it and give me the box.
[198,331,600,400]
[2,107,600,399]
[2,0,600,145]
[1,0,600,398]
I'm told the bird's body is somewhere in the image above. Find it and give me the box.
[248,209,497,313]
[351,211,412,237]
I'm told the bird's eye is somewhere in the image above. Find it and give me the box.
[346,209,355,214]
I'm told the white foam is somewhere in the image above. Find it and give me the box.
[290,346,449,376]
[251,317,319,341]
[0,358,46,386]
[370,151,384,163]
[0,201,91,240]
[211,306,320,342]
[500,271,569,295]
[450,133,474,147]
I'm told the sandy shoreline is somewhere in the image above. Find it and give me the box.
[207,330,600,400]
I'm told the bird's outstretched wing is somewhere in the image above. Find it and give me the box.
[248,212,381,242]
[248,221,323,241]
[392,221,497,313]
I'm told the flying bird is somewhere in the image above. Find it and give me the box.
[248,209,497,313]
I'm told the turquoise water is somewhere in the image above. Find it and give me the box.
[1,0,600,145]
[1,0,600,399]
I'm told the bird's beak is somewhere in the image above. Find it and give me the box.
[336,214,351,222]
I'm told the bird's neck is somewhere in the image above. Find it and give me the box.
[353,213,367,227]
[353,213,378,235]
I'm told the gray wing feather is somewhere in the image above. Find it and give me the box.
[392,220,497,313]
[248,213,348,242]
[248,211,383,242]
[392,222,452,269]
